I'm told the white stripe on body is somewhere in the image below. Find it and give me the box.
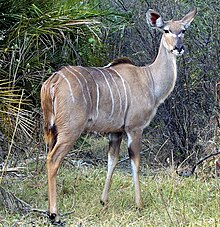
[104,69,123,115]
[57,71,75,104]
[103,62,112,68]
[65,67,87,105]
[93,67,115,118]
[78,66,100,120]
[69,66,92,107]
[110,68,128,115]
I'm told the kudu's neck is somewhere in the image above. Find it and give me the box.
[148,36,177,104]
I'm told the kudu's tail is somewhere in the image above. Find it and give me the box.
[41,80,57,152]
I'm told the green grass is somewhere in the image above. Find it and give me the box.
[0,160,219,226]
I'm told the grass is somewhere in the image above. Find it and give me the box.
[0,157,219,227]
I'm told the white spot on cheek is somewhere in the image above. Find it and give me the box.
[170,33,177,38]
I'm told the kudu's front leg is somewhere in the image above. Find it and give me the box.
[101,132,123,205]
[127,129,143,209]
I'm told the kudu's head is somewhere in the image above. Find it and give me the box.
[146,8,197,56]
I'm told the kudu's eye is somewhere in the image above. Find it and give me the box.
[164,29,169,33]
[182,30,186,34]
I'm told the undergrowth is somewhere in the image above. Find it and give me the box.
[0,159,219,226]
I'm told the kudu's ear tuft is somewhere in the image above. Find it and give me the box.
[146,9,164,29]
[181,8,197,29]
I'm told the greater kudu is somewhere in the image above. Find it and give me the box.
[41,8,197,223]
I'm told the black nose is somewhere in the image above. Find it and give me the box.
[175,38,184,53]
[175,45,185,53]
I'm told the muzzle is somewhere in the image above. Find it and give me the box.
[172,38,185,55]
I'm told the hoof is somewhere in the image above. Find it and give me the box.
[100,200,105,206]
[48,213,64,226]
[49,213,57,221]
[100,199,109,206]
[136,203,144,211]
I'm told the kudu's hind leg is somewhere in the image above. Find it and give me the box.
[101,132,123,205]
[127,129,143,209]
[47,135,78,223]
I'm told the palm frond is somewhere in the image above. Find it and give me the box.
[0,80,33,139]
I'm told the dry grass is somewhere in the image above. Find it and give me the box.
[0,156,219,226]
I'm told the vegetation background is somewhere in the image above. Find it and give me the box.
[0,0,219,225]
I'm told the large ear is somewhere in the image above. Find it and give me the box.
[181,8,197,29]
[146,9,164,28]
